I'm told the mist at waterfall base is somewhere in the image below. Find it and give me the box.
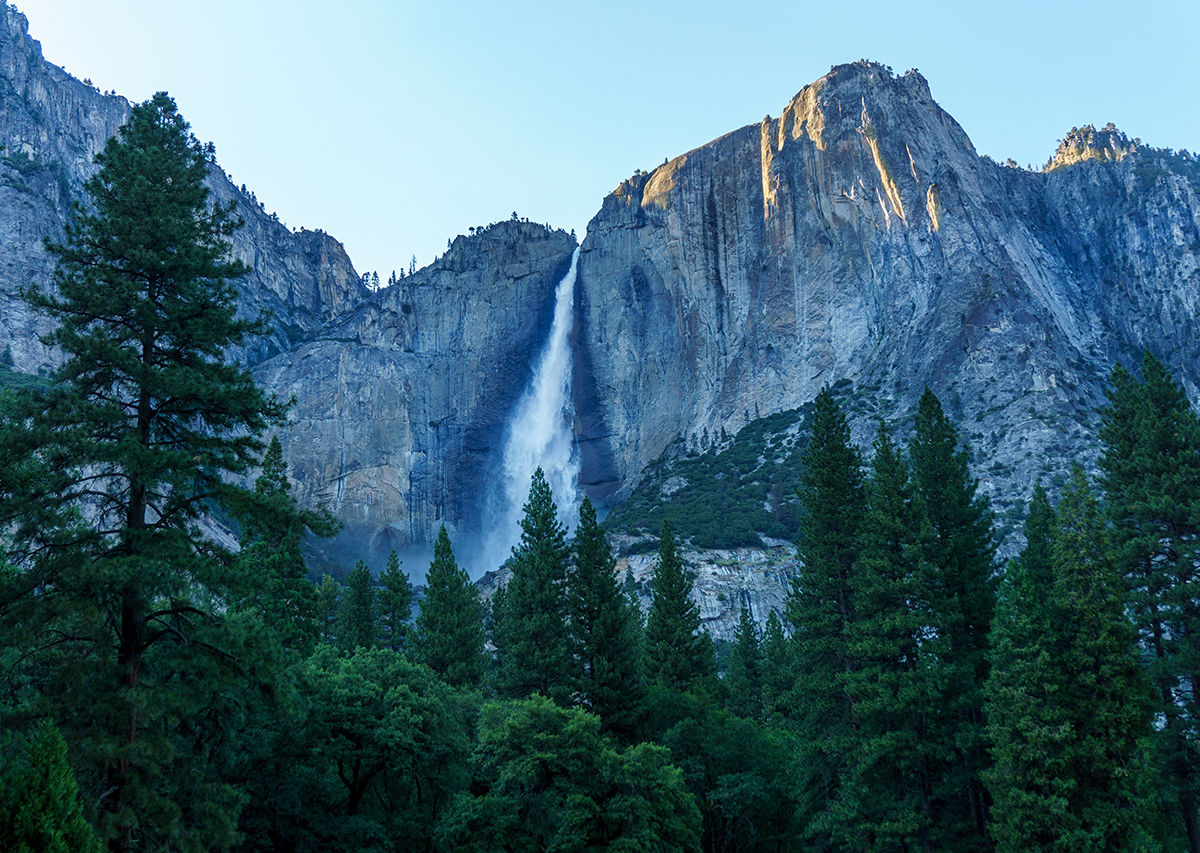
[464,247,583,578]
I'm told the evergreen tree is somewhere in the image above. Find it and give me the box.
[569,496,643,738]
[377,550,412,652]
[760,610,791,720]
[0,720,102,853]
[909,389,996,848]
[644,521,715,692]
[438,695,700,851]
[0,93,292,851]
[725,600,763,720]
[237,435,338,651]
[1099,353,1200,851]
[844,425,933,849]
[493,468,574,703]
[987,471,1153,850]
[784,387,866,846]
[413,525,486,688]
[314,573,342,644]
[339,561,377,650]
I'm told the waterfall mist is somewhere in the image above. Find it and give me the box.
[476,247,582,574]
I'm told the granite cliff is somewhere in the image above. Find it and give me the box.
[4,3,1200,635]
[253,222,576,571]
[574,61,1200,531]
[0,3,365,374]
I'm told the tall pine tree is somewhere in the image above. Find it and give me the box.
[784,387,866,848]
[909,389,996,850]
[844,425,933,849]
[569,496,643,739]
[413,525,486,688]
[725,601,763,720]
[376,550,412,653]
[1099,353,1200,851]
[237,434,338,651]
[644,522,714,693]
[339,561,377,651]
[493,468,574,703]
[0,93,292,851]
[987,471,1153,850]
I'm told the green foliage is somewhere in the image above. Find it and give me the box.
[493,468,574,703]
[314,573,342,644]
[569,497,643,739]
[604,407,808,548]
[339,561,378,651]
[987,470,1154,850]
[658,705,804,850]
[759,610,791,720]
[784,387,866,846]
[0,720,101,853]
[413,525,486,688]
[376,550,412,653]
[300,646,470,850]
[644,522,715,692]
[1099,353,1200,849]
[236,434,338,652]
[842,425,933,849]
[0,92,294,851]
[438,695,700,852]
[910,388,997,848]
[724,601,763,720]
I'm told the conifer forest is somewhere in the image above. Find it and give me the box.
[5,96,1200,853]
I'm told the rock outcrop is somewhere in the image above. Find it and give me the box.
[575,61,1200,530]
[254,222,576,573]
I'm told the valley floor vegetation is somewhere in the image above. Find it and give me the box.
[3,94,1200,853]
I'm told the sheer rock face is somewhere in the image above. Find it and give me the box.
[0,4,365,372]
[254,223,576,571]
[0,5,581,571]
[5,3,1200,586]
[575,61,1200,520]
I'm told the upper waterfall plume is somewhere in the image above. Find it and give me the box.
[480,246,582,571]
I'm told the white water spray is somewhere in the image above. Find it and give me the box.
[481,247,582,569]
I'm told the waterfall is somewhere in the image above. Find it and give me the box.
[480,247,582,570]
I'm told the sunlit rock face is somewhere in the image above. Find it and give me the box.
[575,60,1200,528]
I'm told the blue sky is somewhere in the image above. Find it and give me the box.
[16,0,1200,280]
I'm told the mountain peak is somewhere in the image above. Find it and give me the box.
[1045,122,1137,171]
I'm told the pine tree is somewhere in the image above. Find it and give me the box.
[984,484,1062,850]
[784,387,866,846]
[725,600,763,720]
[413,525,486,688]
[760,610,791,720]
[644,521,715,692]
[909,389,996,849]
[0,92,292,851]
[237,435,338,651]
[1099,353,1200,851]
[0,720,102,853]
[843,425,932,849]
[569,496,643,739]
[987,471,1153,850]
[339,561,377,651]
[315,573,342,644]
[377,550,412,652]
[493,468,574,703]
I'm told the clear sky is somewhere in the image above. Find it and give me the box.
[14,0,1200,280]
